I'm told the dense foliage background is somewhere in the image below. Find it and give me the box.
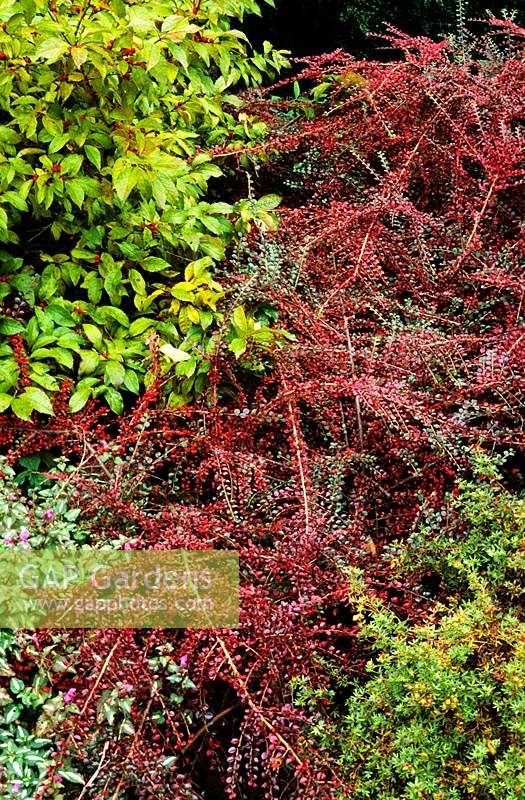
[0,2,524,800]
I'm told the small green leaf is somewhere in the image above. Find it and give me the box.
[123,369,140,394]
[49,133,70,153]
[58,332,85,350]
[159,343,191,362]
[171,286,194,302]
[0,393,12,412]
[232,306,249,335]
[229,337,247,357]
[129,318,155,337]
[58,770,85,785]
[83,273,103,304]
[1,191,28,212]
[104,386,124,414]
[10,677,25,694]
[24,387,55,416]
[79,350,100,375]
[5,706,20,723]
[256,193,281,211]
[34,37,69,63]
[67,179,85,208]
[175,357,197,378]
[98,306,129,327]
[105,360,125,387]
[60,154,84,175]
[113,170,138,203]
[30,371,59,391]
[46,303,75,327]
[118,242,143,260]
[69,386,92,413]
[199,309,214,329]
[84,144,102,171]
[129,269,146,295]
[11,760,24,777]
[70,45,88,68]
[0,319,25,335]
[143,257,172,272]
[83,324,103,349]
[11,395,34,420]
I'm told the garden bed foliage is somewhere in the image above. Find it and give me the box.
[0,7,524,800]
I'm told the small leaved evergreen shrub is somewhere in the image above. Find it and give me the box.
[402,450,525,603]
[294,463,525,800]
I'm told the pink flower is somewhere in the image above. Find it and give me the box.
[43,509,56,520]
[19,528,30,542]
[3,534,13,545]
[64,688,77,704]
[12,782,21,794]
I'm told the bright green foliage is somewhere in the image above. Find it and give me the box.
[402,449,525,603]
[0,0,288,416]
[294,461,525,800]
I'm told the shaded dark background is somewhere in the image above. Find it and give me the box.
[246,0,525,57]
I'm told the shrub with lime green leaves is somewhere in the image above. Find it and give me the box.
[293,468,525,800]
[336,588,525,800]
[401,449,525,604]
[0,0,288,418]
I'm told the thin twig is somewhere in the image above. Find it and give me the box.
[216,636,304,766]
[282,386,310,538]
[340,291,364,449]
[182,703,240,753]
[77,741,109,800]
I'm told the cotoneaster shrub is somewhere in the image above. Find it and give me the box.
[239,19,525,543]
[0,0,288,419]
